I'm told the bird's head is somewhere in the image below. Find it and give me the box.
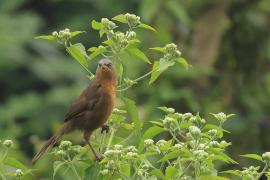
[95,59,117,84]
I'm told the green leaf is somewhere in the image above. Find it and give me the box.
[34,35,56,41]
[120,163,130,176]
[158,58,175,72]
[112,14,128,23]
[122,97,142,134]
[91,20,102,30]
[149,47,165,53]
[4,157,28,171]
[66,43,88,68]
[200,175,229,180]
[138,23,157,32]
[150,169,164,179]
[70,31,85,38]
[121,123,133,130]
[209,151,238,164]
[177,57,190,70]
[149,61,162,84]
[88,46,107,60]
[220,170,241,177]
[127,48,151,64]
[240,154,263,162]
[53,161,67,178]
[165,166,178,179]
[158,151,182,162]
[138,126,164,152]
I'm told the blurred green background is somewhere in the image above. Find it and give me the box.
[1,0,270,178]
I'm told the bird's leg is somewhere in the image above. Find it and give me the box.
[101,124,109,134]
[83,132,102,161]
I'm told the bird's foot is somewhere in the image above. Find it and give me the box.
[101,124,109,133]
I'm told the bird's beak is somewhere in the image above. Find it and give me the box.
[100,64,109,70]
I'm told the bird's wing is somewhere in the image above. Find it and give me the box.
[64,81,101,122]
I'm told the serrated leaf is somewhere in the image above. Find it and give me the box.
[138,23,157,32]
[127,48,151,64]
[53,161,67,178]
[91,20,102,30]
[34,35,56,41]
[165,166,178,179]
[240,154,263,162]
[70,31,85,38]
[112,14,128,23]
[138,126,164,152]
[88,46,107,60]
[122,97,142,134]
[149,47,165,53]
[177,57,190,70]
[66,43,88,68]
[149,61,162,84]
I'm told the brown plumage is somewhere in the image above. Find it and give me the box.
[32,59,117,163]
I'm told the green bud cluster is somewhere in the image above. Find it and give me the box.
[54,140,82,160]
[101,18,117,31]
[262,152,270,164]
[52,28,71,44]
[240,166,259,179]
[125,13,141,27]
[2,139,14,148]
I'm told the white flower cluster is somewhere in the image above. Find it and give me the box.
[125,13,141,27]
[144,139,154,146]
[2,139,14,148]
[240,166,259,179]
[262,152,270,163]
[189,126,201,137]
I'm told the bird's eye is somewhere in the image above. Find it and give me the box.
[106,63,112,67]
[98,63,102,67]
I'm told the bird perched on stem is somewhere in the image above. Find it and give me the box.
[32,59,117,163]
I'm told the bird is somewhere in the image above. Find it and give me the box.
[32,58,117,163]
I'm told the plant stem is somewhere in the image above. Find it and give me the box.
[256,164,269,180]
[106,128,116,151]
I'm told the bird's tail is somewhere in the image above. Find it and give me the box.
[32,122,70,163]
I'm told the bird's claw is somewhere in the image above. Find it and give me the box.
[101,124,109,133]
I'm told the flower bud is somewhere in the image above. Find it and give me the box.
[127,31,136,39]
[56,150,66,157]
[144,139,154,146]
[156,139,167,147]
[189,126,201,137]
[100,169,109,175]
[114,144,123,150]
[59,140,72,149]
[174,143,184,149]
[15,169,23,177]
[3,140,13,148]
[52,31,58,37]
[208,129,218,136]
[262,152,270,163]
[162,116,175,125]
